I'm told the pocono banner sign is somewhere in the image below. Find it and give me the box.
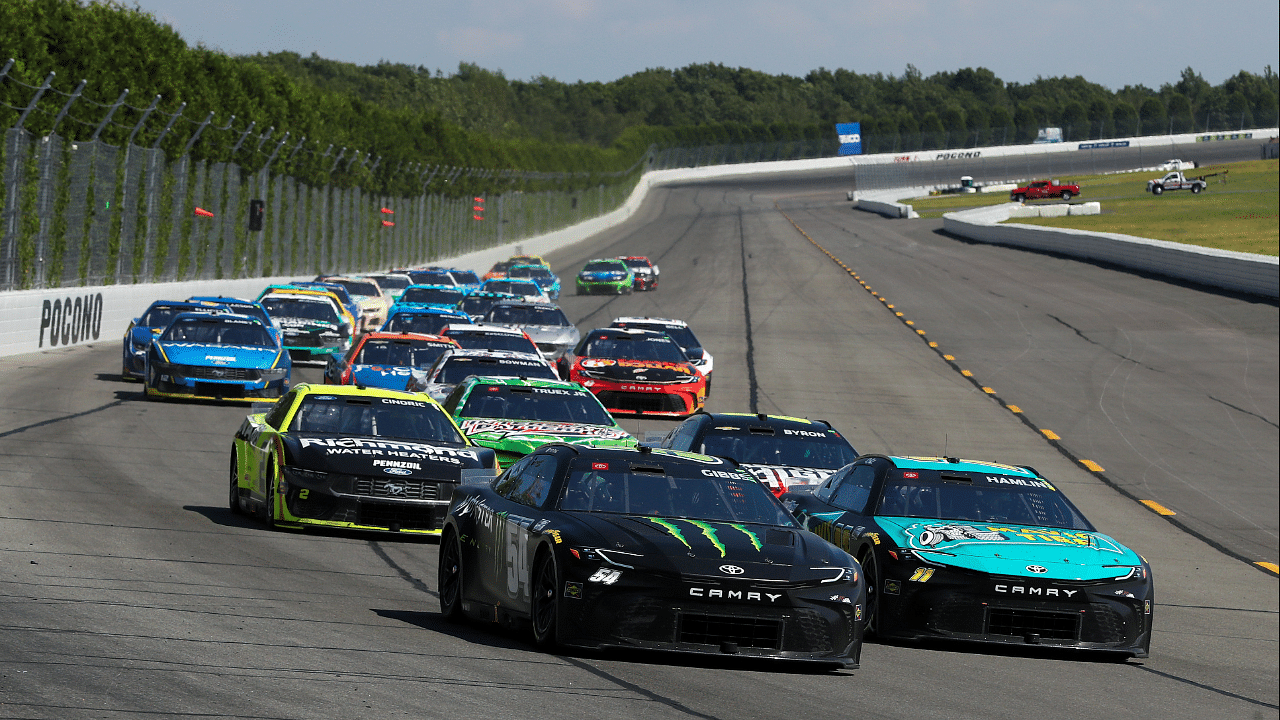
[836,123,862,156]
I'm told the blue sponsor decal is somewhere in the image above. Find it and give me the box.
[836,122,862,156]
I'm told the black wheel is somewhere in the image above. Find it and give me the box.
[530,550,559,647]
[1152,185,1163,195]
[1191,184,1202,194]
[438,530,465,621]
[860,550,880,638]
[229,450,244,515]
[1060,190,1072,201]
[262,457,279,529]
[1014,193,1025,203]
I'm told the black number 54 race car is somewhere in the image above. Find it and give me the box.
[438,444,865,667]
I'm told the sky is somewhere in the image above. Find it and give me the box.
[134,0,1278,91]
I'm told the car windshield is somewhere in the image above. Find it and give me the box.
[298,284,351,303]
[509,266,553,280]
[436,356,556,385]
[621,258,651,269]
[559,460,795,525]
[458,294,514,318]
[289,395,463,443]
[383,313,463,335]
[357,338,452,367]
[617,323,697,348]
[215,303,270,326]
[162,317,274,346]
[483,280,540,297]
[141,305,189,328]
[876,478,1093,530]
[369,275,411,290]
[486,305,570,326]
[407,270,454,285]
[262,297,340,323]
[582,334,687,363]
[583,261,624,273]
[447,332,539,354]
[699,431,857,469]
[329,279,380,297]
[401,287,464,305]
[461,384,615,425]
[450,270,481,285]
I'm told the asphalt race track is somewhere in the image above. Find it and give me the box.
[1,171,1276,719]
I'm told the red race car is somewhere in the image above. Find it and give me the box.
[615,255,659,291]
[323,331,457,388]
[565,328,705,417]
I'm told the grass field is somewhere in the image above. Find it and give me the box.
[906,159,1279,256]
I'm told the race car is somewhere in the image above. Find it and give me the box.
[615,256,659,291]
[442,376,637,467]
[457,291,521,322]
[392,284,467,311]
[610,317,712,391]
[144,312,291,401]
[122,299,227,380]
[317,276,391,331]
[484,301,580,364]
[478,278,551,304]
[361,272,415,304]
[186,296,280,345]
[285,282,364,333]
[407,348,559,402]
[229,383,498,534]
[257,290,354,362]
[508,264,561,300]
[438,444,865,666]
[481,260,516,281]
[323,331,459,389]
[564,328,706,417]
[575,259,633,295]
[402,267,463,288]
[782,455,1153,657]
[380,306,473,335]
[441,324,542,356]
[659,412,859,495]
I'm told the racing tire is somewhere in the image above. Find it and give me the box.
[1013,194,1025,203]
[1191,184,1202,194]
[530,550,560,648]
[1152,185,1163,195]
[262,457,279,529]
[229,450,244,515]
[860,549,880,638]
[438,530,466,621]
[1060,191,1072,201]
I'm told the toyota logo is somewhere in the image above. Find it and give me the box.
[1026,565,1048,574]
[381,483,407,495]
[719,565,745,575]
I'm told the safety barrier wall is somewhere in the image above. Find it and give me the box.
[942,204,1279,299]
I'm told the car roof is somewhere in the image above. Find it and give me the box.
[611,316,688,328]
[532,443,738,469]
[693,412,836,432]
[443,323,524,336]
[886,455,1038,477]
[290,381,446,404]
[585,327,668,340]
[439,348,546,361]
[359,331,455,344]
[456,375,587,391]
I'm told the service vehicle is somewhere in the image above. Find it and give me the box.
[438,444,865,666]
[1155,159,1195,171]
[380,306,473,336]
[257,290,354,362]
[407,348,559,402]
[484,301,580,364]
[615,256,659,291]
[443,376,636,466]
[508,264,561,300]
[610,317,712,391]
[564,328,706,418]
[145,312,290,401]
[783,455,1153,657]
[457,291,522,322]
[122,299,227,380]
[323,331,458,389]
[659,412,858,495]
[1010,179,1080,202]
[441,324,542,357]
[317,276,391,330]
[575,259,634,295]
[229,383,497,535]
[1146,171,1209,195]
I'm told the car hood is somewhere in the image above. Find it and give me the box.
[577,359,697,382]
[283,434,491,475]
[509,325,579,346]
[574,515,843,583]
[580,271,627,281]
[351,365,415,387]
[874,516,1143,581]
[155,342,280,368]
[457,418,634,453]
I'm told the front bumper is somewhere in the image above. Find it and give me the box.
[277,470,458,534]
[145,364,288,402]
[577,377,705,417]
[577,278,630,295]
[632,273,658,290]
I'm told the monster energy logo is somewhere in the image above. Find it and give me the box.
[644,518,762,558]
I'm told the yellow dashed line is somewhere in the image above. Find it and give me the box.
[982,387,996,394]
[1080,459,1105,472]
[943,354,955,361]
[1141,500,1177,516]
[961,369,973,377]
[1041,429,1061,440]
[895,312,904,317]
[1007,405,1022,413]
[928,342,938,348]
[1256,562,1279,573]
[916,330,926,335]
[905,320,915,326]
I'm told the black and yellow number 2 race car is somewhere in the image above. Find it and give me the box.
[230,383,498,535]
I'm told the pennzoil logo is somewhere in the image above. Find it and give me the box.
[644,518,762,557]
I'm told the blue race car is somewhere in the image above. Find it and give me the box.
[508,264,561,300]
[391,284,468,311]
[122,300,227,380]
[783,455,1153,657]
[187,296,281,345]
[144,312,291,402]
[381,306,474,335]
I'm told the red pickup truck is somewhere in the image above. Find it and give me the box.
[1011,180,1080,202]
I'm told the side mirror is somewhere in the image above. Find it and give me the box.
[686,346,704,361]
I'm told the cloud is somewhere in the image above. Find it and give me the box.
[438,26,525,58]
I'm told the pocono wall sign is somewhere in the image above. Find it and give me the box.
[836,123,862,156]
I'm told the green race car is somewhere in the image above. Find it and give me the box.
[230,383,498,535]
[440,376,637,467]
[575,258,634,295]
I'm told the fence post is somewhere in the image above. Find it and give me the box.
[126,96,161,146]
[231,120,256,153]
[15,72,56,131]
[151,102,185,149]
[181,111,216,155]
[49,79,87,136]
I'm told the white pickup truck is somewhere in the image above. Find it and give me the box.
[1155,159,1195,171]
[1147,171,1208,195]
